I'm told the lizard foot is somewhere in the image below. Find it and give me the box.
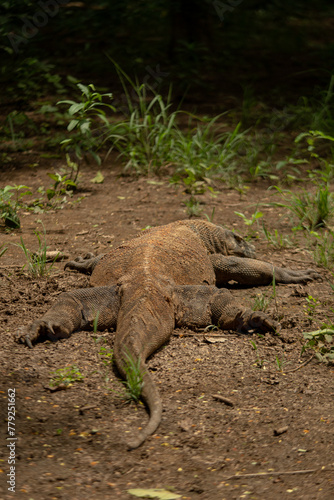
[241,311,281,334]
[16,319,71,348]
[279,268,322,284]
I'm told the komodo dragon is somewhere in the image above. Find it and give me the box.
[17,220,320,448]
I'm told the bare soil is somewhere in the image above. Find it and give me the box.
[0,156,333,500]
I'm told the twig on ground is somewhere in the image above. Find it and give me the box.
[0,265,22,268]
[225,468,321,480]
[212,394,234,407]
[285,354,315,373]
[79,404,99,414]
[273,425,288,436]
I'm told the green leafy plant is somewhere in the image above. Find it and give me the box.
[169,120,249,180]
[121,351,145,402]
[58,83,115,164]
[56,65,254,178]
[262,224,293,249]
[275,354,288,372]
[49,365,84,387]
[271,185,334,230]
[0,244,7,259]
[170,167,214,196]
[249,340,268,368]
[234,209,263,238]
[293,129,334,185]
[204,207,216,223]
[0,185,32,229]
[252,293,270,312]
[301,328,334,364]
[14,224,59,278]
[31,155,80,210]
[252,272,278,317]
[106,81,178,174]
[91,313,114,384]
[224,175,249,198]
[249,161,275,181]
[98,344,113,367]
[184,195,203,217]
[104,63,253,176]
[46,172,77,203]
[93,333,114,384]
[309,230,334,268]
[304,294,320,322]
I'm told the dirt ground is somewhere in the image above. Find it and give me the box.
[0,156,333,500]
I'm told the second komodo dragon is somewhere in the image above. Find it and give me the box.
[17,220,320,448]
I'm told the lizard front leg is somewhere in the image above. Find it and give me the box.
[211,254,321,286]
[16,286,120,347]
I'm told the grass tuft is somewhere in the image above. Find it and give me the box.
[14,223,59,278]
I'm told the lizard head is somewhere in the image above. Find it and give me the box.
[224,230,256,258]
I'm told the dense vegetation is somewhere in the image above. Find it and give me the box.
[1,0,334,266]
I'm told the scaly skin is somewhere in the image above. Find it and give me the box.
[17,220,321,448]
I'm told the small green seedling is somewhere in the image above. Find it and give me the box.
[49,365,84,387]
[95,339,113,384]
[225,175,249,198]
[235,209,264,227]
[252,293,270,312]
[14,223,59,278]
[46,155,79,206]
[262,224,293,249]
[0,244,7,259]
[235,209,263,238]
[98,345,113,367]
[204,206,216,223]
[252,271,278,317]
[92,314,114,384]
[249,340,268,368]
[275,354,288,372]
[304,294,319,321]
[184,195,203,217]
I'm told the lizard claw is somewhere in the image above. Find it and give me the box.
[15,320,50,347]
[305,269,322,281]
[246,311,281,334]
[25,336,33,348]
[285,268,322,283]
[15,327,34,348]
[15,319,68,347]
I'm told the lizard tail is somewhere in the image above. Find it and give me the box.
[126,366,163,450]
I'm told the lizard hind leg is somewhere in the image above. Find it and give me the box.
[211,288,280,333]
[173,285,280,334]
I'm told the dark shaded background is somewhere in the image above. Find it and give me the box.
[1,0,334,111]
